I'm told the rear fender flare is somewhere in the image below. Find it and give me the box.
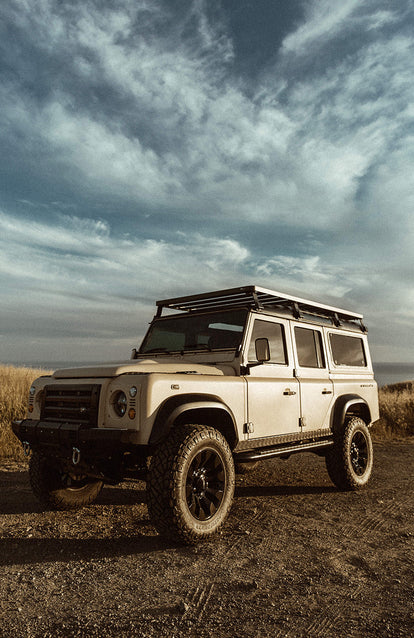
[331,394,371,434]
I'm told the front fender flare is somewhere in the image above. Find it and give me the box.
[149,394,237,447]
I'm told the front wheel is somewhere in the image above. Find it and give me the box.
[146,424,235,544]
[29,451,103,510]
[325,417,373,490]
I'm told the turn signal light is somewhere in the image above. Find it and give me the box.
[28,405,34,413]
[128,408,136,420]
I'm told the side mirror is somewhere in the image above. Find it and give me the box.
[255,338,270,363]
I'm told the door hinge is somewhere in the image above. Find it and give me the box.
[299,417,307,428]
[244,422,254,434]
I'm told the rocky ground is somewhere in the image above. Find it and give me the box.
[0,441,413,638]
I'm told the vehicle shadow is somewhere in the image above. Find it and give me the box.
[96,486,147,506]
[0,485,146,515]
[0,533,175,567]
[235,484,336,498]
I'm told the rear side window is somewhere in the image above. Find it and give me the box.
[248,320,287,364]
[329,333,367,367]
[294,327,325,368]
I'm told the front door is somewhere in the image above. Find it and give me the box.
[245,316,300,439]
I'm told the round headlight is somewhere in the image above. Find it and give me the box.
[113,391,127,417]
[129,386,137,398]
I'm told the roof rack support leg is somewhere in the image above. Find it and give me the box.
[252,291,263,310]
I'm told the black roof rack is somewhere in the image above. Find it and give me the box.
[156,285,364,323]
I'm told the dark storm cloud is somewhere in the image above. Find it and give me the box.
[0,0,413,363]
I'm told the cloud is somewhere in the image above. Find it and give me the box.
[281,0,360,55]
[1,0,411,234]
[0,0,413,364]
[0,208,351,358]
[3,204,411,362]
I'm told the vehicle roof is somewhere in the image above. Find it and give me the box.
[156,285,364,322]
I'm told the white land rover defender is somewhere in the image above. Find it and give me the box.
[13,286,379,543]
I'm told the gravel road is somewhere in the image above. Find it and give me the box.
[1,441,413,637]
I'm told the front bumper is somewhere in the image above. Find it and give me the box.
[12,420,145,482]
[12,419,138,450]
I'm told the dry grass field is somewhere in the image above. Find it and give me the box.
[373,380,414,438]
[0,363,412,462]
[0,364,51,461]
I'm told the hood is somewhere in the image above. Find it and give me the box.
[52,359,224,379]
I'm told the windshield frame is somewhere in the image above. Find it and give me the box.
[139,308,249,355]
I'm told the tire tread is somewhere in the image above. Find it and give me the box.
[147,424,234,544]
[325,416,373,491]
[29,451,103,510]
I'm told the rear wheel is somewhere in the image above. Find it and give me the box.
[147,424,235,544]
[325,417,373,490]
[29,451,103,510]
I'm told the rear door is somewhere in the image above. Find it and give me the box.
[291,323,333,431]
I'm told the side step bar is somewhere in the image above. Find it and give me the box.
[234,438,333,462]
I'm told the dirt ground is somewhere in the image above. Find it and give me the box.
[0,441,413,638]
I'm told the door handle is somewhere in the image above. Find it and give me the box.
[322,389,332,394]
[283,389,296,396]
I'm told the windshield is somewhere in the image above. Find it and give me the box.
[139,309,248,354]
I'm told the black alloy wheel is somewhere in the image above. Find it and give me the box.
[349,430,369,476]
[186,448,225,521]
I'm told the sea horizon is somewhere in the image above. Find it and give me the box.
[2,359,413,388]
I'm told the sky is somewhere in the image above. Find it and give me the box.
[0,0,413,365]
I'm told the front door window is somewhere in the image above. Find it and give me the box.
[248,319,287,364]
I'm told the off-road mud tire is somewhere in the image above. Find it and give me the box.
[29,451,103,510]
[325,417,373,490]
[146,424,235,544]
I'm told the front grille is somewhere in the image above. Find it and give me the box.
[41,384,101,427]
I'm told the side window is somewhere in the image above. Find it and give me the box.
[248,320,287,364]
[294,327,325,368]
[329,333,367,367]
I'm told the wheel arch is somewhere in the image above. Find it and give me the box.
[331,394,371,433]
[149,394,238,450]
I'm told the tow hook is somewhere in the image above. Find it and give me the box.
[72,447,81,466]
[22,441,31,457]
